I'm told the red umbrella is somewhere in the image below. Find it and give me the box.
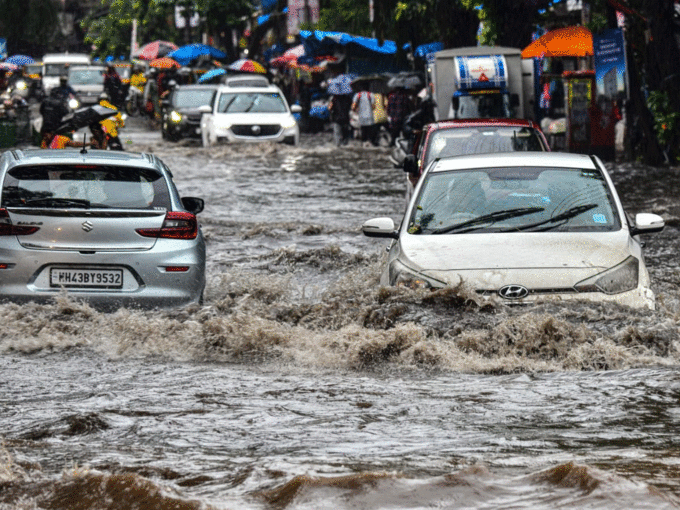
[136,41,179,61]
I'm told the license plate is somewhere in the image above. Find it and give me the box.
[50,268,123,288]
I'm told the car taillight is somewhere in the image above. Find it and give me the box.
[0,208,40,236]
[136,211,198,240]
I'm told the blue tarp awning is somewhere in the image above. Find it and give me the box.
[300,30,397,56]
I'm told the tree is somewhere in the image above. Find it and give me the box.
[0,0,60,56]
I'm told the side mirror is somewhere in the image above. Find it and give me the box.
[403,154,418,175]
[198,105,212,114]
[630,212,664,236]
[362,217,399,239]
[181,196,204,215]
[290,104,302,113]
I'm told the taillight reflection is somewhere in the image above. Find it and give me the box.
[136,211,198,240]
[0,208,40,236]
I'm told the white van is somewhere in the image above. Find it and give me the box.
[42,53,91,95]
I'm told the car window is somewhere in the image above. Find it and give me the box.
[2,165,172,210]
[173,89,216,108]
[423,127,547,169]
[217,92,287,113]
[69,68,105,85]
[44,64,67,76]
[408,166,620,234]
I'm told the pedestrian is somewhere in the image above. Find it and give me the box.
[329,93,352,146]
[387,86,411,143]
[372,91,388,145]
[351,85,377,145]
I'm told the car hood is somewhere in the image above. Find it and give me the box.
[398,230,633,285]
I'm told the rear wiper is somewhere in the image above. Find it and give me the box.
[24,198,91,208]
[503,203,598,232]
[431,207,545,234]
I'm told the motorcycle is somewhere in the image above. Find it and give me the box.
[125,85,143,117]
[389,97,436,168]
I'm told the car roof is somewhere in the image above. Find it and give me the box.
[431,151,597,173]
[3,149,163,170]
[215,83,281,94]
[426,118,541,132]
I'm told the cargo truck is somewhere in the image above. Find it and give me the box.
[427,46,535,122]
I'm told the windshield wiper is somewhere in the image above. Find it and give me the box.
[24,198,91,208]
[502,203,599,232]
[431,207,545,234]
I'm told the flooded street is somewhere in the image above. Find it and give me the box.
[2,119,680,509]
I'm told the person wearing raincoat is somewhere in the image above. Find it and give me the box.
[96,97,125,150]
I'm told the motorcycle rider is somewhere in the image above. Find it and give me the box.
[39,88,70,147]
[103,64,124,108]
[51,75,78,104]
[98,94,125,150]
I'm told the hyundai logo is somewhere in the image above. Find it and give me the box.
[82,221,93,232]
[251,125,261,135]
[498,284,529,300]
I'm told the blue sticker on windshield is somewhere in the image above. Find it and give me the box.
[593,213,606,223]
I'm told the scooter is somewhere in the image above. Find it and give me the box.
[125,86,143,117]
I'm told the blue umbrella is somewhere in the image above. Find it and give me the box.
[327,73,356,95]
[6,54,34,66]
[198,68,226,83]
[168,44,226,66]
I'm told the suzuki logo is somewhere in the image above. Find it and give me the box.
[498,284,529,300]
[251,125,261,135]
[82,221,93,232]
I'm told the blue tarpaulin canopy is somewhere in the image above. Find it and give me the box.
[167,44,226,66]
[300,30,397,56]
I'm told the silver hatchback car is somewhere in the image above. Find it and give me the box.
[0,149,206,309]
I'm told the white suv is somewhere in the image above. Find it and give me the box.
[200,84,301,147]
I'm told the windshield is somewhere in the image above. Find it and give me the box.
[173,89,216,108]
[217,92,287,114]
[408,166,620,235]
[44,64,68,77]
[2,165,171,210]
[452,93,511,119]
[69,68,105,85]
[423,126,547,169]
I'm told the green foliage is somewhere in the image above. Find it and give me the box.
[81,0,178,59]
[647,90,680,149]
[316,0,371,37]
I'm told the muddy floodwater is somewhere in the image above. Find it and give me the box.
[2,121,680,509]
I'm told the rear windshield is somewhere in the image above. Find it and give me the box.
[69,68,105,85]
[2,164,172,210]
[172,89,216,108]
[423,126,548,169]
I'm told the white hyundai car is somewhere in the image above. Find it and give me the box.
[200,84,301,147]
[362,152,665,309]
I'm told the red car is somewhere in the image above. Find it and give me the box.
[404,118,551,187]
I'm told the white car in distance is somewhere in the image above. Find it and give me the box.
[362,152,665,309]
[200,84,301,147]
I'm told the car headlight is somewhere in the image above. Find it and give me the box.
[15,80,28,90]
[169,110,182,123]
[68,98,80,109]
[281,116,297,129]
[574,256,639,294]
[390,260,443,290]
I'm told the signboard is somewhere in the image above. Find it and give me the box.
[0,38,6,60]
[453,55,507,93]
[565,72,594,154]
[592,28,626,160]
[287,0,319,35]
[175,5,200,29]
